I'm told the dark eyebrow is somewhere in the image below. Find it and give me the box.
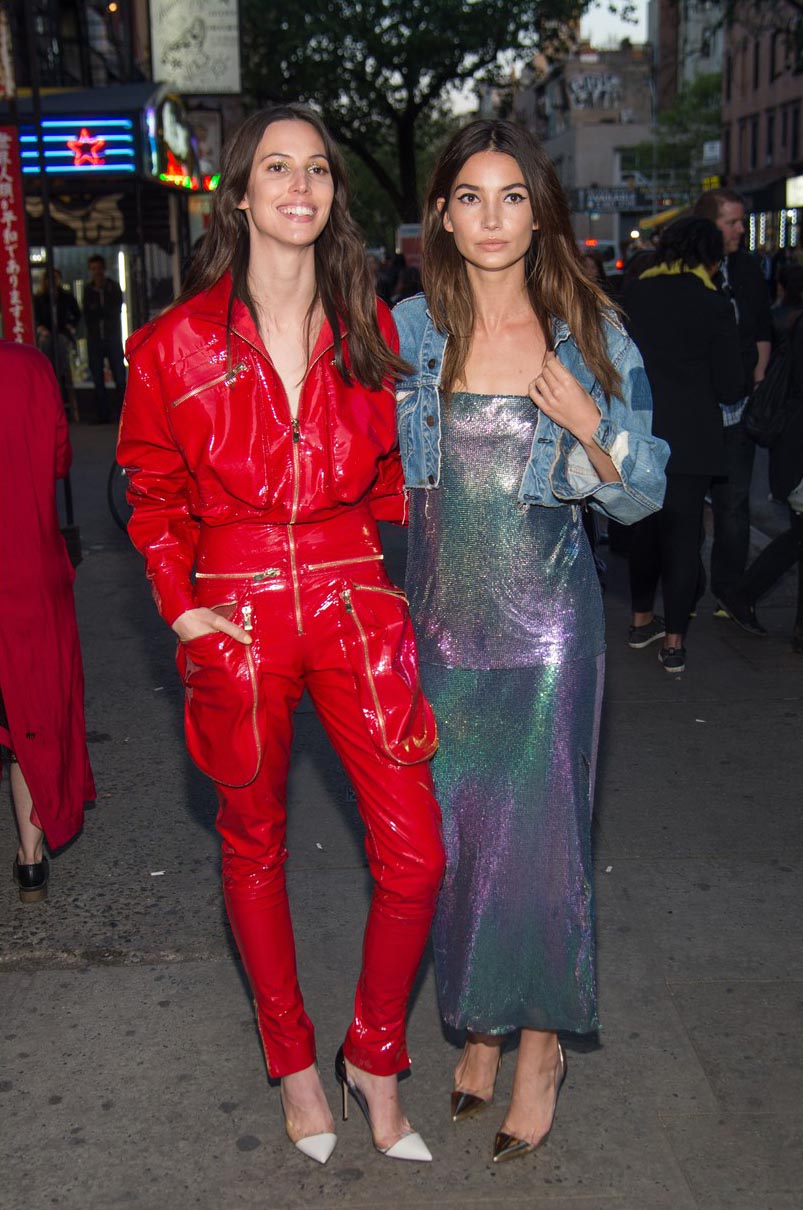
[257,151,330,164]
[453,180,528,192]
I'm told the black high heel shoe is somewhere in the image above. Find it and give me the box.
[334,1046,432,1162]
[12,857,49,904]
[492,1043,567,1163]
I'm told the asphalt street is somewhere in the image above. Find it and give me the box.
[1,423,801,1210]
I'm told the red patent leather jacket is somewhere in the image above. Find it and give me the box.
[117,275,404,625]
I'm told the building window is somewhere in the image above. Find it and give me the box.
[764,112,773,164]
[723,127,731,176]
[750,115,759,170]
[752,38,760,89]
[725,52,732,102]
[792,104,801,161]
[782,106,789,148]
[766,112,775,164]
[738,119,747,172]
[769,31,781,81]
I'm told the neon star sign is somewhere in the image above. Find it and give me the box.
[19,119,135,174]
[66,127,106,166]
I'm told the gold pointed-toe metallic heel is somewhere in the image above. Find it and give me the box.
[451,1089,489,1122]
[451,1042,502,1122]
[492,1043,566,1164]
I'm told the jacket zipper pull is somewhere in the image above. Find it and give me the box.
[291,418,301,443]
[242,604,254,632]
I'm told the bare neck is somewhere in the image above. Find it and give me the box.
[466,262,534,334]
[247,241,319,337]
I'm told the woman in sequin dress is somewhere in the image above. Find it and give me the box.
[394,121,668,1163]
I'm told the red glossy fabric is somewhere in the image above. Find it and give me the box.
[0,343,95,847]
[117,275,405,626]
[119,290,444,1078]
[194,511,444,1077]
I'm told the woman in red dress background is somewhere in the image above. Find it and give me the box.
[0,341,96,902]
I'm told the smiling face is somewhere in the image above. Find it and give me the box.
[439,150,537,274]
[237,118,335,250]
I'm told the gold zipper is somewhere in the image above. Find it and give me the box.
[305,554,383,572]
[243,644,262,782]
[195,568,280,581]
[169,361,247,408]
[290,417,301,524]
[352,583,408,603]
[287,526,303,634]
[342,588,392,758]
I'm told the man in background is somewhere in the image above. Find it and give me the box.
[83,254,126,424]
[693,188,772,634]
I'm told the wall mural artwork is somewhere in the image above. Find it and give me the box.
[25,193,125,244]
[568,74,623,110]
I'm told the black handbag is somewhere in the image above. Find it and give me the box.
[743,314,802,447]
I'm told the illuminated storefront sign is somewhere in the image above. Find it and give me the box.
[0,126,35,343]
[156,96,200,190]
[148,96,217,192]
[19,118,136,175]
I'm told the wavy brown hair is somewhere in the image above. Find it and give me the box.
[176,104,407,390]
[422,120,621,400]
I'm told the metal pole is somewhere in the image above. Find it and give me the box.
[23,0,79,557]
[23,0,64,405]
[650,48,658,223]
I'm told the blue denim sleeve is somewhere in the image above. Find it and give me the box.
[562,324,669,523]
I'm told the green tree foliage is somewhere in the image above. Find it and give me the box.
[624,73,722,193]
[240,0,627,222]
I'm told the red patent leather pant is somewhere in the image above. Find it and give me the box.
[193,509,444,1079]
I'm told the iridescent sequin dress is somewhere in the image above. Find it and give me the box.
[406,392,604,1034]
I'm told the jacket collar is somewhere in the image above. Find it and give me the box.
[182,272,347,360]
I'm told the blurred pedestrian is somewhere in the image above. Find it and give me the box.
[83,254,126,424]
[693,189,772,629]
[720,266,803,648]
[118,103,443,1166]
[394,119,667,1163]
[623,217,744,672]
[390,264,422,304]
[0,343,96,903]
[580,247,608,289]
[770,263,803,340]
[34,268,81,419]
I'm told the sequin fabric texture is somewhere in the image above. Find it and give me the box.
[406,392,605,1033]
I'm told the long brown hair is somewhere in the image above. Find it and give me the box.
[176,104,407,390]
[422,120,621,400]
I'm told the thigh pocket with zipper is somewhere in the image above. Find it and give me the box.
[339,582,438,765]
[176,612,261,788]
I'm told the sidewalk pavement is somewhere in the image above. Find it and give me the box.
[1,426,801,1210]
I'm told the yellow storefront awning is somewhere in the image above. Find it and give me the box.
[638,205,688,232]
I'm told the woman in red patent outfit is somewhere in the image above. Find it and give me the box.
[117,105,444,1166]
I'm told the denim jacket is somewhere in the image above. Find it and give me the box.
[393,294,668,524]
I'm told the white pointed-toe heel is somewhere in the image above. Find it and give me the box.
[293,1132,338,1165]
[335,1046,433,1162]
[381,1131,433,1162]
[279,1079,337,1165]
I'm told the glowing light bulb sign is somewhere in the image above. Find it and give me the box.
[19,118,136,175]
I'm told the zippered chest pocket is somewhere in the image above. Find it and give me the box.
[164,356,272,509]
